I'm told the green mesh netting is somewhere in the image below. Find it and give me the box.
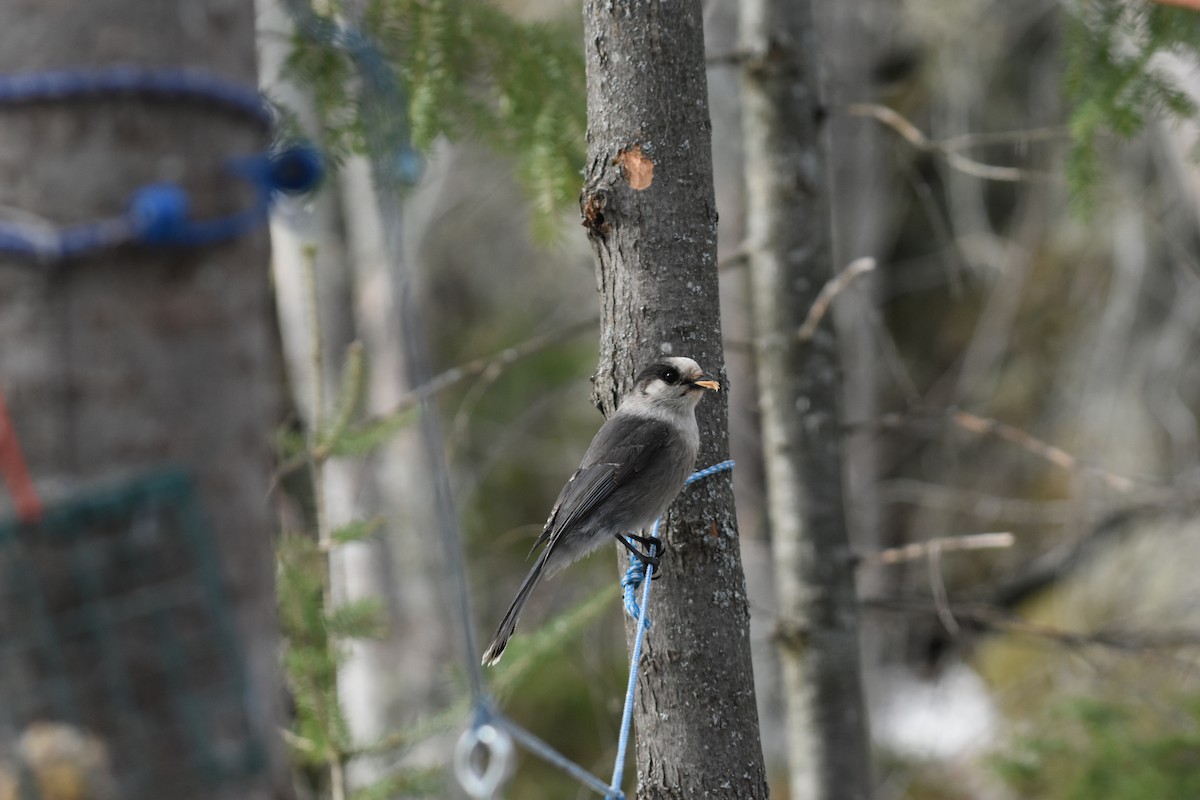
[0,469,266,796]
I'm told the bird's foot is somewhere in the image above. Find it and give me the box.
[616,533,665,576]
[625,533,668,554]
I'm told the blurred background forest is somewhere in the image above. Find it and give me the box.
[258,0,1200,797]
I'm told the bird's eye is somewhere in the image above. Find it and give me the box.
[662,369,679,384]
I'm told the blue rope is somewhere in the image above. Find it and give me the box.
[608,459,734,798]
[0,67,272,128]
[0,68,323,262]
[620,460,736,622]
[619,522,658,626]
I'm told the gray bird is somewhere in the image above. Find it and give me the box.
[481,356,720,666]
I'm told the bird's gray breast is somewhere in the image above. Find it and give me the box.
[583,411,699,532]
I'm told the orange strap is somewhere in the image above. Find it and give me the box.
[0,387,41,522]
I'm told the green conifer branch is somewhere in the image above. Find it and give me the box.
[284,0,586,231]
[1064,1,1200,212]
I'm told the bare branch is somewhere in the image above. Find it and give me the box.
[859,408,1145,493]
[718,244,749,271]
[863,532,1015,566]
[847,103,1058,183]
[373,315,599,423]
[796,257,876,342]
[949,408,1138,492]
[939,126,1071,152]
[862,533,1016,639]
[707,49,749,67]
[880,479,1073,524]
[270,316,598,486]
[927,545,960,636]
[448,356,506,455]
[864,596,1200,653]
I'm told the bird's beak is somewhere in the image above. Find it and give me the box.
[692,374,720,392]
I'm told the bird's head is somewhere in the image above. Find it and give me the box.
[630,356,720,411]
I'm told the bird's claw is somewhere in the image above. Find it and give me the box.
[616,533,665,575]
[625,533,668,554]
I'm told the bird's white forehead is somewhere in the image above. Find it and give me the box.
[660,356,702,375]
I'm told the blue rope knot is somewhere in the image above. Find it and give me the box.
[620,524,658,624]
[619,459,735,622]
[122,145,323,250]
[268,146,325,194]
[129,184,191,244]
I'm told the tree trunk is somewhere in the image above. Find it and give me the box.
[740,0,873,798]
[0,3,289,798]
[257,4,448,784]
[580,2,769,798]
[815,0,908,740]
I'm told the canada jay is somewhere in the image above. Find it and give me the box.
[481,356,720,666]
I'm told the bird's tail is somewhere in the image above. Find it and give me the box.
[481,547,551,666]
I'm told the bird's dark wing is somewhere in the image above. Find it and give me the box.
[530,419,672,553]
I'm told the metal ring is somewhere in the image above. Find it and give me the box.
[453,722,515,798]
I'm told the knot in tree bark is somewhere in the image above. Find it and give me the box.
[580,185,613,236]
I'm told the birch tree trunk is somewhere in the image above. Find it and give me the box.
[580,2,769,797]
[257,2,448,781]
[0,2,289,798]
[740,0,873,798]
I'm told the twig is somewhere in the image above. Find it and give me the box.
[797,257,877,342]
[857,297,923,404]
[901,161,966,296]
[949,408,1138,492]
[848,103,1054,183]
[706,49,749,67]
[939,126,1071,152]
[863,532,1017,640]
[449,357,506,455]
[927,544,959,637]
[859,408,1142,493]
[718,244,749,271]
[864,596,1200,652]
[270,316,598,486]
[863,532,1016,566]
[879,479,1073,524]
[346,316,597,434]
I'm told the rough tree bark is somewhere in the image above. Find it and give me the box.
[740,0,873,798]
[580,2,769,797]
[0,2,289,798]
